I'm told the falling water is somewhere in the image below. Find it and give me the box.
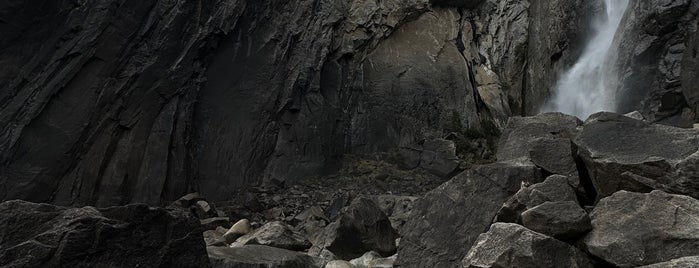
[541,0,629,119]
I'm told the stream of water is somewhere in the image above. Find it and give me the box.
[541,0,629,119]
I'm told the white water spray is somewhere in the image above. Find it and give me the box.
[541,0,629,119]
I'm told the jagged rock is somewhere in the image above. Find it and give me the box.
[204,227,229,247]
[232,221,311,251]
[496,113,581,177]
[312,197,399,260]
[462,223,594,268]
[395,160,543,268]
[639,256,699,268]
[418,139,460,177]
[371,195,418,234]
[583,190,699,267]
[520,201,591,240]
[496,174,578,223]
[575,112,699,199]
[194,200,215,218]
[208,245,323,268]
[169,192,204,208]
[624,111,646,120]
[0,200,210,267]
[613,0,699,125]
[224,219,252,244]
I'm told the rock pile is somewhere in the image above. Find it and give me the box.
[3,112,698,268]
[394,112,699,267]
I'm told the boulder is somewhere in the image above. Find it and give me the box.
[312,197,399,260]
[639,256,699,268]
[495,174,578,223]
[0,200,210,268]
[575,112,699,199]
[583,190,699,267]
[462,223,594,268]
[371,195,418,234]
[395,160,543,268]
[224,219,253,243]
[233,221,311,251]
[208,245,323,268]
[496,113,582,176]
[400,139,460,177]
[204,227,229,247]
[520,201,591,240]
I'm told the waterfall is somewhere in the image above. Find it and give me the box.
[541,0,629,119]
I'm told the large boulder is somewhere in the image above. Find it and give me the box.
[394,160,543,268]
[575,112,699,199]
[495,174,579,223]
[371,195,418,234]
[583,190,699,267]
[497,113,582,176]
[232,221,311,251]
[520,201,591,240]
[0,200,210,267]
[312,197,399,260]
[639,256,699,268]
[208,245,323,268]
[462,223,594,268]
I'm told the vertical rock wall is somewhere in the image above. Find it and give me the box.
[0,0,600,205]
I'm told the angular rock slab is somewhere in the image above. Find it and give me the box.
[395,160,543,268]
[575,112,699,199]
[313,197,399,260]
[584,190,699,267]
[497,112,582,177]
[496,174,579,223]
[208,245,323,268]
[0,200,210,268]
[520,201,591,240]
[232,221,311,251]
[639,256,699,268]
[462,223,594,268]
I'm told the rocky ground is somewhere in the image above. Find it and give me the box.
[2,111,699,268]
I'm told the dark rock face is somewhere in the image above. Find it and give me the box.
[462,223,594,268]
[0,0,598,206]
[613,0,699,125]
[575,112,699,199]
[583,190,699,267]
[0,200,210,268]
[394,161,543,268]
[208,245,323,268]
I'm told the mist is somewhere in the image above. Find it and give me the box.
[541,0,629,119]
